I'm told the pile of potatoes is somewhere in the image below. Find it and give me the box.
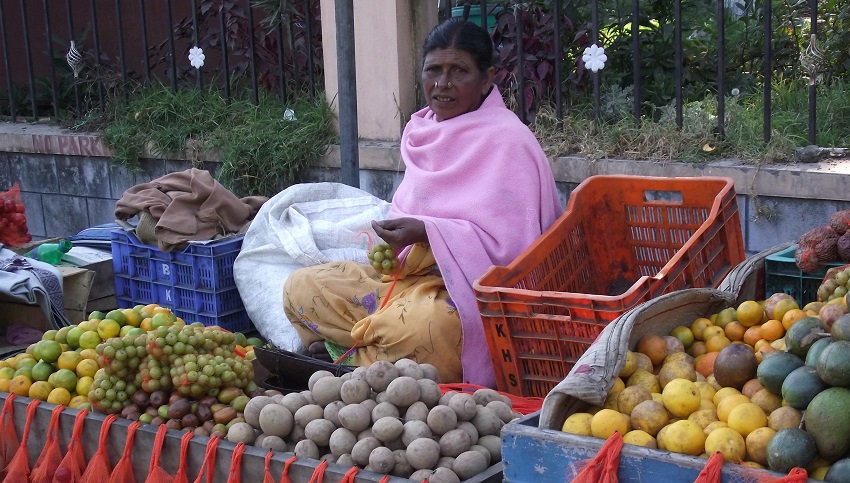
[226,358,521,482]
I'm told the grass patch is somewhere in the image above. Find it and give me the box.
[530,79,850,165]
[96,84,336,197]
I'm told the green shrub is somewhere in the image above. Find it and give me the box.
[100,84,335,197]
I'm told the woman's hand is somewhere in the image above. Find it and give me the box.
[371,218,428,251]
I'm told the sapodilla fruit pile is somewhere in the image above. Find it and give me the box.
[226,358,521,482]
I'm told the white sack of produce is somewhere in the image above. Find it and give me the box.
[234,182,391,353]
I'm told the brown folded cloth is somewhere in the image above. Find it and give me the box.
[115,168,268,252]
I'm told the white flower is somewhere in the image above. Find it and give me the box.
[731,88,740,96]
[188,46,205,69]
[582,44,607,73]
[283,108,297,121]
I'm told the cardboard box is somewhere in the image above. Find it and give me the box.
[58,266,96,323]
[85,295,117,313]
[0,265,95,328]
[9,238,114,318]
[1,239,101,358]
[61,246,114,300]
[0,265,94,357]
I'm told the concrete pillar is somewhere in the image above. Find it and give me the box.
[320,0,438,141]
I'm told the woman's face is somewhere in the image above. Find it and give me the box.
[422,48,494,121]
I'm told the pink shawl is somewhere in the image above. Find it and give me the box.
[389,86,563,387]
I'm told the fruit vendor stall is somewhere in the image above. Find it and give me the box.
[0,269,519,481]
[0,168,542,482]
[0,173,743,482]
[0,236,521,481]
[5,173,850,482]
[0,214,535,482]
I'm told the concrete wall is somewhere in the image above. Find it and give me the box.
[2,123,850,255]
[0,152,206,239]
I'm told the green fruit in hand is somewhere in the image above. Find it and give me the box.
[368,242,399,276]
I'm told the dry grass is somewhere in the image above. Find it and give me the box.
[529,102,716,163]
[511,89,810,166]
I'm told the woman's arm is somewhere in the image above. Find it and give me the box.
[371,218,428,251]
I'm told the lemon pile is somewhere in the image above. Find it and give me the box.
[1,304,266,412]
[0,304,180,408]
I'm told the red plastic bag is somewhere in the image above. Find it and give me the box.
[108,421,141,483]
[226,443,246,482]
[695,456,808,483]
[0,394,19,469]
[192,436,220,483]
[755,468,808,483]
[569,431,624,483]
[52,408,89,483]
[279,455,298,483]
[171,431,195,483]
[144,424,174,483]
[693,451,724,483]
[0,398,41,483]
[263,451,276,483]
[339,466,360,483]
[30,404,66,483]
[0,182,32,247]
[51,409,89,483]
[79,414,117,483]
[307,460,328,483]
[438,383,543,415]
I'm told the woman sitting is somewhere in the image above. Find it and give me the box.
[283,18,563,387]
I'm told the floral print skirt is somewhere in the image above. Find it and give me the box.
[282,244,463,383]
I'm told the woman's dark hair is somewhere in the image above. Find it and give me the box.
[421,18,494,74]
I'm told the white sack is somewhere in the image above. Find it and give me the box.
[234,182,392,352]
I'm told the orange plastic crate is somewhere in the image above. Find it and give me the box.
[473,175,745,397]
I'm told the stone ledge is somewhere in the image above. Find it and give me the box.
[0,122,112,157]
[320,141,850,202]
[550,156,850,202]
[3,122,850,201]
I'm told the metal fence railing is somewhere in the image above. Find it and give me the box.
[2,1,845,150]
[446,0,842,146]
[0,0,323,123]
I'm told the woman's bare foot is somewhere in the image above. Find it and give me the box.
[308,341,333,362]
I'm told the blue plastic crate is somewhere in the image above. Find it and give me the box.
[113,278,245,315]
[116,294,252,333]
[111,229,253,333]
[174,309,253,333]
[765,244,845,307]
[111,230,242,291]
